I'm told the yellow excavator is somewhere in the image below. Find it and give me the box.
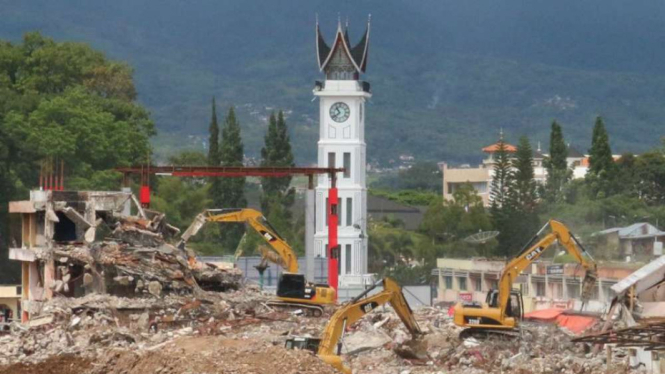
[453,220,598,338]
[177,208,336,316]
[285,277,422,374]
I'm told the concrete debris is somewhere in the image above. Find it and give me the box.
[0,195,636,374]
[0,296,637,374]
[47,212,242,297]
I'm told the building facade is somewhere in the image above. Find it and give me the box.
[313,19,372,285]
[434,257,635,313]
[441,141,588,206]
[8,190,135,322]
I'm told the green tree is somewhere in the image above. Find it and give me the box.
[588,117,615,176]
[208,97,220,166]
[0,33,154,282]
[511,136,537,209]
[507,136,540,250]
[260,110,295,216]
[217,106,246,251]
[420,185,494,256]
[544,121,571,202]
[208,97,223,207]
[586,116,617,197]
[489,137,513,209]
[635,151,665,205]
[489,136,518,256]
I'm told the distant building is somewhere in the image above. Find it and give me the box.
[433,257,635,313]
[367,195,426,231]
[594,223,665,261]
[441,141,589,207]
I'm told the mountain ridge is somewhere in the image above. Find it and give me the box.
[3,0,665,164]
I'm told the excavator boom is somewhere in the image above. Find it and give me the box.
[177,208,299,273]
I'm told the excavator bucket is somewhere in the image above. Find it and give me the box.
[580,269,598,303]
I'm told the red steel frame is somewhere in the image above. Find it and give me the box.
[116,165,343,295]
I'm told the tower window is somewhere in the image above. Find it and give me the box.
[346,198,353,227]
[345,244,352,274]
[328,152,335,168]
[343,153,351,178]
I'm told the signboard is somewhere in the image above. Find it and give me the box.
[547,264,564,275]
[459,292,473,302]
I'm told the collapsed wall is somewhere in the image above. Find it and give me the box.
[8,190,242,321]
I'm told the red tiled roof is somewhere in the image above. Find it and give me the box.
[482,142,517,153]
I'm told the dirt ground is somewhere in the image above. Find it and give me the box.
[0,355,92,374]
[0,336,338,374]
[90,336,339,374]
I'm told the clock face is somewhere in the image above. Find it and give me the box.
[329,102,350,123]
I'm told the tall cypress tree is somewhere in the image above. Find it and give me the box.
[587,116,617,197]
[511,136,537,209]
[489,136,513,209]
[208,97,223,207]
[218,106,246,250]
[260,110,295,216]
[508,136,540,248]
[208,97,220,165]
[544,121,571,202]
[588,116,615,177]
[490,136,515,257]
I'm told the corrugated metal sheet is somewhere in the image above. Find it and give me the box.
[611,256,665,295]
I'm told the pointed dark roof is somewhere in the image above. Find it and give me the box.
[567,146,584,158]
[316,17,371,73]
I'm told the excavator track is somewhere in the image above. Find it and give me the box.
[266,300,324,317]
[459,328,520,341]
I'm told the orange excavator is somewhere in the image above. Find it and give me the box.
[178,208,336,316]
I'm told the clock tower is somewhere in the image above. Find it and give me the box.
[313,17,371,285]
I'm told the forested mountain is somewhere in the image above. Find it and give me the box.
[4,0,665,164]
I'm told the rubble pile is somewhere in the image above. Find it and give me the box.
[0,297,637,374]
[46,211,242,299]
[0,286,273,366]
[325,307,632,374]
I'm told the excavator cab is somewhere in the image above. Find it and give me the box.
[284,337,341,355]
[277,273,313,299]
[485,289,523,320]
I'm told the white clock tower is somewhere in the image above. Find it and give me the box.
[313,18,371,285]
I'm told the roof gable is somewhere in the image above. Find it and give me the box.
[316,17,371,73]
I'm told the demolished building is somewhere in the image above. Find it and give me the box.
[574,255,665,372]
[8,190,241,323]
